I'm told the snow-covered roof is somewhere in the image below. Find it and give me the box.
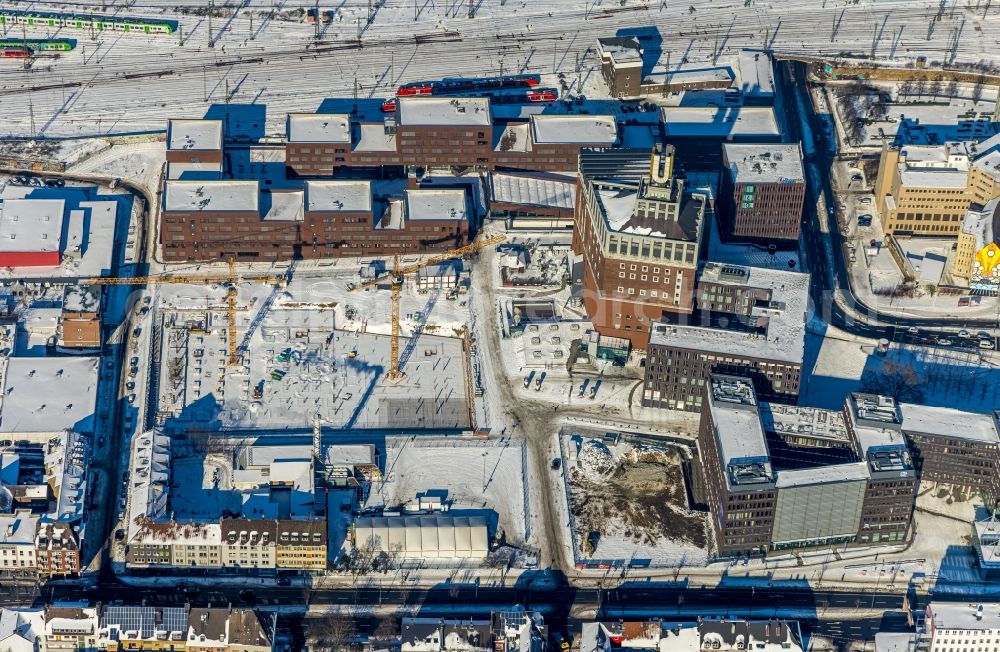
[899,168,968,188]
[900,404,1000,443]
[167,161,223,181]
[398,97,492,127]
[167,118,223,151]
[355,122,397,152]
[47,430,89,524]
[261,190,304,222]
[723,144,803,184]
[305,180,372,213]
[927,602,1000,630]
[775,461,869,488]
[0,608,44,649]
[0,357,99,434]
[132,522,222,547]
[490,172,575,209]
[530,115,617,145]
[661,106,780,138]
[0,199,65,254]
[961,196,1000,249]
[707,377,770,463]
[875,633,919,652]
[649,263,810,364]
[163,180,259,213]
[596,185,699,241]
[737,49,775,96]
[63,285,101,313]
[0,512,38,545]
[287,113,351,143]
[405,189,468,221]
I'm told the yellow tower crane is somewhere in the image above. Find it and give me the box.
[86,258,286,366]
[350,233,506,381]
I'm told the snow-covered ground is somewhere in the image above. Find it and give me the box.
[370,435,530,547]
[4,1,1000,137]
[560,434,709,568]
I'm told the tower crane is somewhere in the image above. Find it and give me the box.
[350,232,506,381]
[85,258,287,367]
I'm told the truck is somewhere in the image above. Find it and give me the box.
[535,371,546,391]
[577,378,589,398]
[590,379,601,399]
[523,370,535,389]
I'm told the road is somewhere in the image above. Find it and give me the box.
[778,60,1000,348]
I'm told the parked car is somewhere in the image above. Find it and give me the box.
[551,458,562,471]
[958,329,971,338]
[859,196,872,204]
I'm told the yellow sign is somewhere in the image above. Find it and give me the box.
[976,243,1000,278]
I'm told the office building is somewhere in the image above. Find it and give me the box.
[643,262,809,412]
[572,144,707,346]
[719,144,805,243]
[698,376,916,557]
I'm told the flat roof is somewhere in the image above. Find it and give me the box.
[490,172,576,210]
[649,263,810,365]
[760,403,850,442]
[305,180,372,213]
[901,404,1000,444]
[737,49,775,96]
[899,168,968,188]
[261,190,304,222]
[0,357,99,434]
[928,603,1000,630]
[775,462,869,488]
[355,122,397,152]
[167,118,223,151]
[596,184,702,241]
[0,199,64,254]
[661,106,781,138]
[397,97,492,127]
[164,180,259,213]
[530,115,618,145]
[405,189,468,221]
[287,113,351,143]
[723,144,803,184]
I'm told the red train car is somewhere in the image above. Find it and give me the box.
[0,46,31,58]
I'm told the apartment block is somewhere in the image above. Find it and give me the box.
[0,510,38,579]
[583,618,803,652]
[698,376,916,557]
[925,603,1000,652]
[572,144,707,346]
[642,262,809,412]
[719,143,805,243]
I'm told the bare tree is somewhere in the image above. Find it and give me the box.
[308,613,357,652]
[860,359,925,402]
[972,75,987,103]
[946,79,959,98]
[927,80,943,99]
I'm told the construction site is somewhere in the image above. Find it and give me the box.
[559,433,709,569]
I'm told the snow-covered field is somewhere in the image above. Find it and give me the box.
[370,435,530,547]
[3,1,1000,137]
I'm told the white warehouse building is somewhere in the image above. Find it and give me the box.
[354,515,489,561]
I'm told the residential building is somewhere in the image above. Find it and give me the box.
[698,376,916,557]
[97,605,189,651]
[400,612,546,652]
[899,403,1000,505]
[0,608,44,652]
[925,603,1000,652]
[719,143,805,243]
[35,522,81,578]
[186,608,273,652]
[0,510,38,579]
[642,262,809,412]
[573,144,708,346]
[580,618,803,652]
[44,605,100,652]
[273,520,327,571]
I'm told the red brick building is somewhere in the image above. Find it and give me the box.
[285,101,620,176]
[719,144,805,243]
[35,522,81,577]
[161,178,469,261]
[572,144,707,346]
